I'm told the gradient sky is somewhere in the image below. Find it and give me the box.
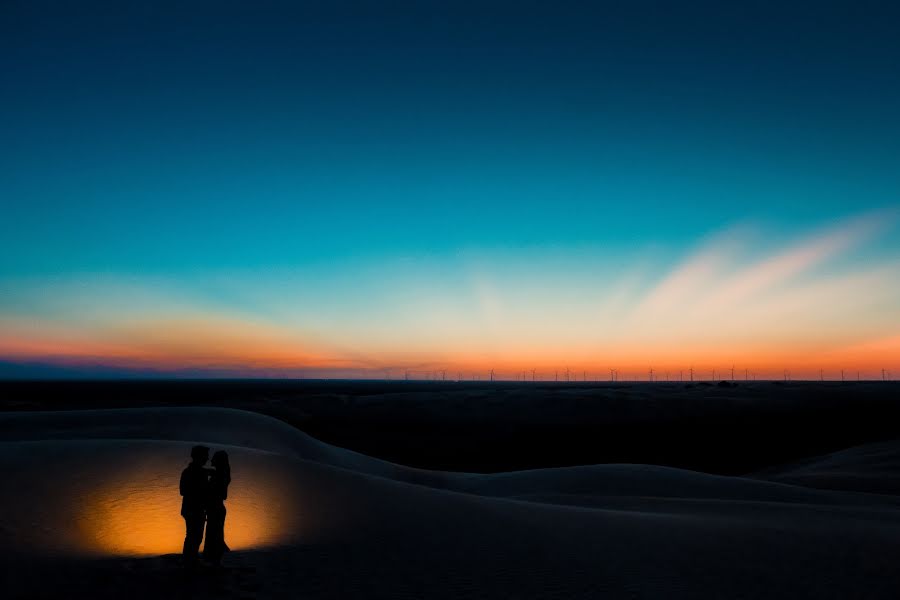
[1,1,899,379]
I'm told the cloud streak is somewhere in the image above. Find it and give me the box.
[0,209,898,378]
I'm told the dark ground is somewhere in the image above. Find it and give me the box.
[1,379,898,475]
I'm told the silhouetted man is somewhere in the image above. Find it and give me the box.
[180,445,210,566]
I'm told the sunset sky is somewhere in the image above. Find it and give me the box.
[2,2,898,379]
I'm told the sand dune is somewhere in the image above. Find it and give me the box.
[754,439,900,496]
[0,407,405,478]
[2,407,900,598]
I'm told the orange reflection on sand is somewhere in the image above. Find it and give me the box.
[79,452,302,556]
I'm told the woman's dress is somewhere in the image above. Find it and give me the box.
[203,471,229,563]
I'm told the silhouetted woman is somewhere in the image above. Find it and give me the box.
[203,450,231,565]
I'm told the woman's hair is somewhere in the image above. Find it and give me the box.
[211,450,231,496]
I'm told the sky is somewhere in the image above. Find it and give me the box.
[1,1,899,379]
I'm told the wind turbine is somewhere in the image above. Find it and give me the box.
[731,365,735,381]
[689,366,694,382]
[531,368,536,382]
[649,367,654,382]
[490,368,495,382]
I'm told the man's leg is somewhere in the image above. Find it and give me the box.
[183,513,205,563]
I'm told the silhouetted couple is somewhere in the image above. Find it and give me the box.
[180,445,231,567]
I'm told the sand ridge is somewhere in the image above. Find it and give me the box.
[2,406,900,598]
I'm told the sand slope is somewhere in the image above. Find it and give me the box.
[2,407,899,598]
[754,439,900,495]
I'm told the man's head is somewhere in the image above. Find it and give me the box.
[190,445,210,465]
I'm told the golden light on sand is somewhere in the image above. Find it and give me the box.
[78,450,303,557]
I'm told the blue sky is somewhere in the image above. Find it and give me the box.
[1,1,898,377]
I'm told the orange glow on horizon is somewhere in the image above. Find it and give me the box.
[0,318,897,380]
[1,211,897,380]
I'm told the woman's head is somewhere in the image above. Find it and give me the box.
[211,450,229,470]
[211,450,231,493]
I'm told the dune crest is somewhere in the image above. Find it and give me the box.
[3,407,900,598]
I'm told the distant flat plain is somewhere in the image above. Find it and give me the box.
[2,379,898,476]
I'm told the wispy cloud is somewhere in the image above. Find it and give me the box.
[0,209,898,377]
[694,211,891,315]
